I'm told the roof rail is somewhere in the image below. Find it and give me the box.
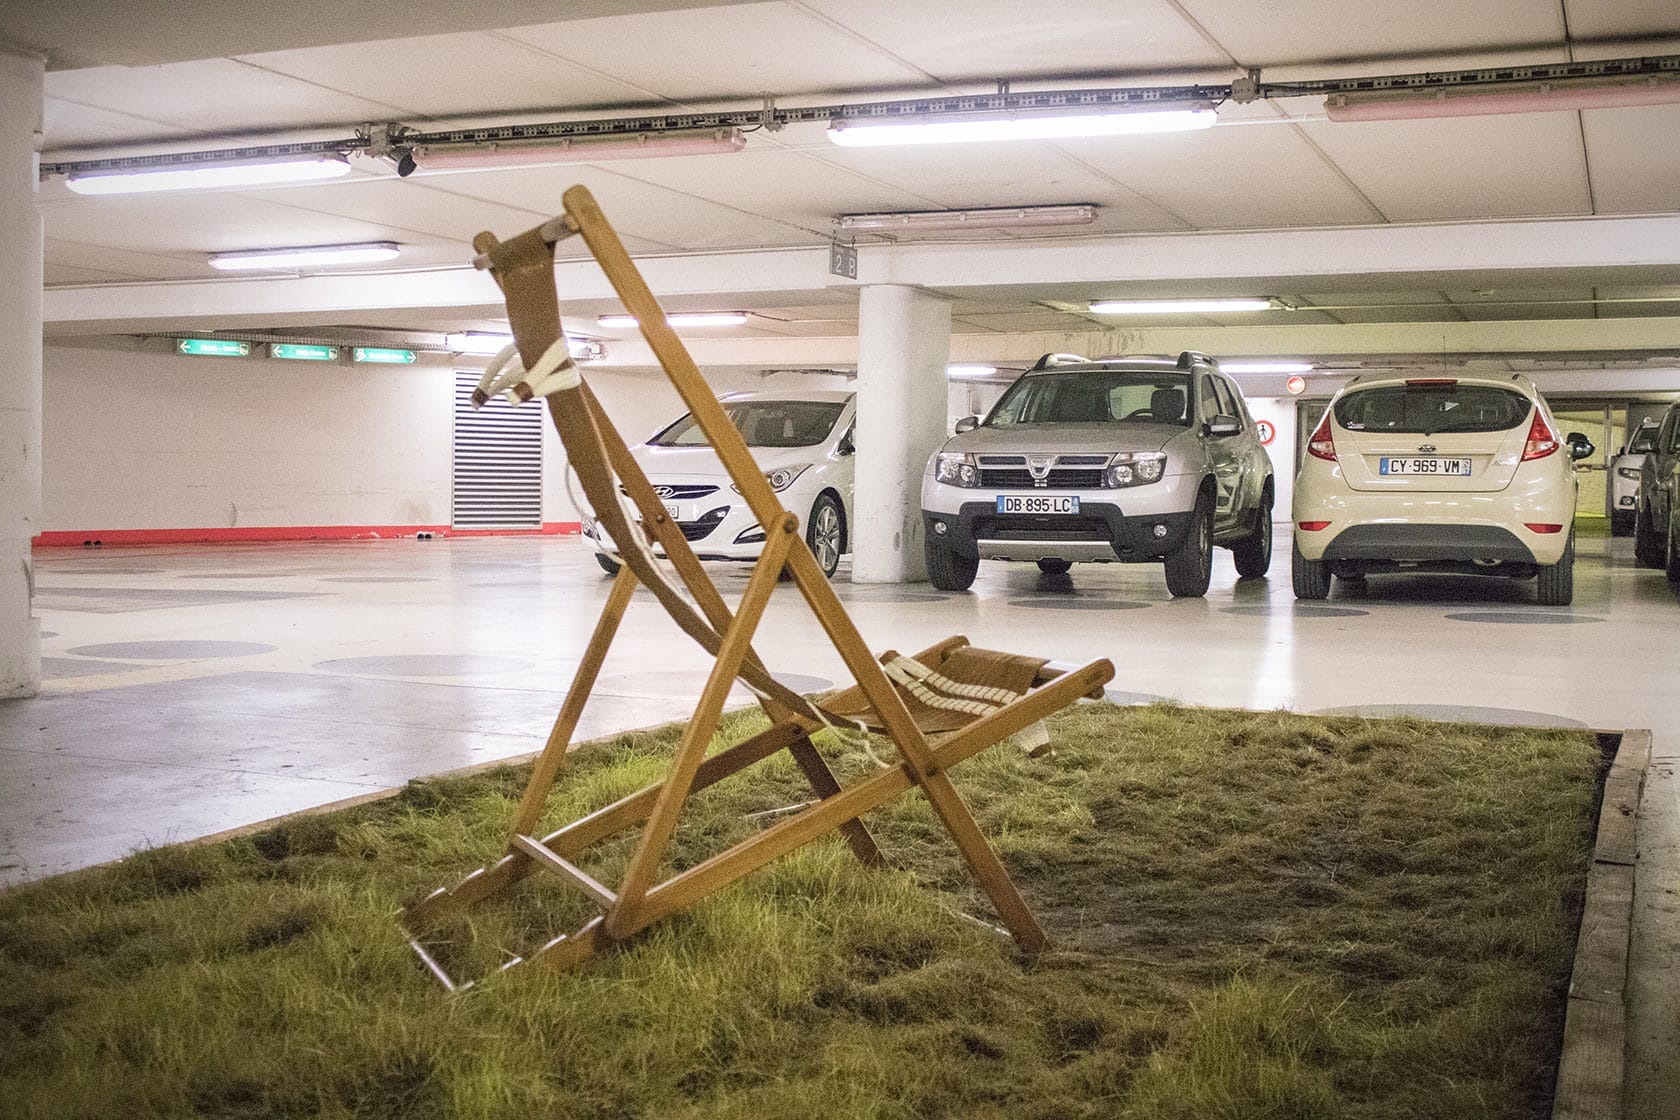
[1029,352,1091,370]
[1176,350,1215,370]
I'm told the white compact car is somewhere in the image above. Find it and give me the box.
[1608,420,1657,536]
[1292,374,1591,605]
[583,390,855,577]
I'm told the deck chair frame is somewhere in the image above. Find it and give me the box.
[402,186,1114,990]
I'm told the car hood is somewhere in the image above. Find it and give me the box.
[943,422,1187,456]
[633,442,827,478]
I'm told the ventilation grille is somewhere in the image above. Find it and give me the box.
[452,371,543,529]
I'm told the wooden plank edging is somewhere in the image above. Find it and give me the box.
[1552,728,1652,1120]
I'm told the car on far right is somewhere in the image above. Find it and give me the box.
[1608,419,1658,536]
[1292,373,1593,604]
[1633,402,1680,579]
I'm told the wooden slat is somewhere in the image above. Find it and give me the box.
[1567,862,1633,1005]
[510,834,619,910]
[1553,999,1625,1120]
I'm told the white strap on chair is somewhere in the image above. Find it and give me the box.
[883,655,1022,719]
[470,338,579,408]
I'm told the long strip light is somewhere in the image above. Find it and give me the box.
[948,365,1000,378]
[446,332,603,360]
[839,204,1096,232]
[1326,76,1680,122]
[209,241,399,270]
[829,106,1216,147]
[597,312,749,329]
[405,129,745,173]
[65,153,352,195]
[1090,298,1274,315]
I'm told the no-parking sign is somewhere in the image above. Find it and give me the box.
[1255,419,1276,445]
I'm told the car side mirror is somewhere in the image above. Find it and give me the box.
[1206,415,1241,437]
[954,415,979,434]
[836,429,854,456]
[1567,432,1594,461]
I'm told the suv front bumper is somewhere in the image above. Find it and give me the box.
[923,501,1194,563]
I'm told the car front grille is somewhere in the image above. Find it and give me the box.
[978,468,1107,488]
[642,484,720,500]
[679,506,729,541]
[973,515,1111,542]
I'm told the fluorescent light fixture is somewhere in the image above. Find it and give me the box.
[597,312,749,329]
[829,106,1215,147]
[1221,361,1314,374]
[66,153,352,195]
[446,332,603,361]
[948,364,999,378]
[209,241,399,270]
[1326,77,1680,122]
[840,204,1096,232]
[407,129,745,172]
[1089,298,1274,315]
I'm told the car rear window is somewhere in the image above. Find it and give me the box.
[1628,427,1657,454]
[1333,383,1532,435]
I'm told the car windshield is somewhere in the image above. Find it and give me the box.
[1333,383,1532,436]
[649,400,847,448]
[985,370,1192,427]
[1628,427,1658,454]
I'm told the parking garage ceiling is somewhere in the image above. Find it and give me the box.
[10,0,1680,371]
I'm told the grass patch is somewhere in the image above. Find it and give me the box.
[0,705,1600,1119]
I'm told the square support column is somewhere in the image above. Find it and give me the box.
[851,285,951,584]
[0,46,44,698]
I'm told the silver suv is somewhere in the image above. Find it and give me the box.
[920,351,1275,596]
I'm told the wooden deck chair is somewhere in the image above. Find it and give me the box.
[400,185,1116,991]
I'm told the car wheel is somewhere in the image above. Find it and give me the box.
[1036,558,1071,575]
[1535,529,1574,606]
[1610,510,1634,537]
[926,541,978,592]
[1634,501,1664,568]
[807,493,844,578]
[1291,535,1330,600]
[1231,490,1273,579]
[1667,518,1680,584]
[594,551,622,576]
[1163,492,1213,598]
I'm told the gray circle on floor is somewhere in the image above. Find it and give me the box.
[66,640,278,660]
[602,670,834,695]
[1313,703,1588,729]
[43,657,146,679]
[179,573,283,580]
[836,591,949,604]
[44,567,163,575]
[1444,611,1605,625]
[1006,597,1151,611]
[318,576,438,584]
[1222,604,1371,618]
[313,654,535,677]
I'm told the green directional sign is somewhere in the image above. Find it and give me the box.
[177,338,250,357]
[352,346,416,364]
[270,343,339,362]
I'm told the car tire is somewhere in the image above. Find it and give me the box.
[1163,492,1213,598]
[1292,536,1330,600]
[1667,517,1680,584]
[1036,558,1071,575]
[1535,529,1574,606]
[807,492,844,578]
[594,552,622,576]
[1610,510,1635,537]
[1231,490,1273,579]
[926,541,978,591]
[1634,501,1664,568]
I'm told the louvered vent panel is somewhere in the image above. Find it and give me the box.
[452,371,543,529]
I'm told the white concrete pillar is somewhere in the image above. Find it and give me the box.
[851,284,951,583]
[0,47,43,698]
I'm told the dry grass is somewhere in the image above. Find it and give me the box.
[0,703,1601,1119]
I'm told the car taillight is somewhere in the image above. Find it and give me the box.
[1297,521,1331,531]
[1524,523,1565,534]
[1521,409,1559,461]
[1307,412,1337,461]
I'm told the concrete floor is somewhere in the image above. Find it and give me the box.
[3,529,1677,1112]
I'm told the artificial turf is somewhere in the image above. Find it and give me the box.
[0,703,1601,1119]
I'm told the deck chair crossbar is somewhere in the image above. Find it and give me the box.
[401,186,1116,990]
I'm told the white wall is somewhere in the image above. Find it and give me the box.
[1242,397,1299,519]
[42,341,855,532]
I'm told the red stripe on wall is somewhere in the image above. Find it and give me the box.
[33,523,582,546]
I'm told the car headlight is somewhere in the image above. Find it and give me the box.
[1104,452,1166,488]
[1618,466,1642,479]
[732,465,810,493]
[935,452,980,488]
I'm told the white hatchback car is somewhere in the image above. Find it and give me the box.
[1292,374,1591,605]
[584,389,855,577]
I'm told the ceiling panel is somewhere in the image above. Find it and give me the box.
[1561,0,1680,39]
[43,239,219,283]
[1579,106,1680,214]
[1294,113,1592,221]
[800,0,1231,80]
[41,100,199,151]
[1179,0,1565,66]
[498,2,928,102]
[236,31,660,122]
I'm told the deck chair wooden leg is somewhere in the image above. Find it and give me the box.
[509,563,638,840]
[607,520,798,938]
[785,734,884,867]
